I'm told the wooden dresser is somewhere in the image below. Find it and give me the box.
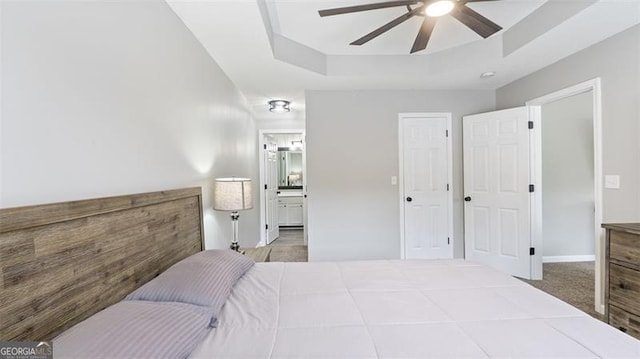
[603,223,640,340]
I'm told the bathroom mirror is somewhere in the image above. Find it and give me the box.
[278,149,303,189]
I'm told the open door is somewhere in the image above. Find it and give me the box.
[264,137,279,244]
[463,107,536,279]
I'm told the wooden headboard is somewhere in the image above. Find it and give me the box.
[0,187,205,341]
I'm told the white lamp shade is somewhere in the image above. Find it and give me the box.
[213,178,253,211]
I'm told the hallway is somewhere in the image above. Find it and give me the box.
[266,228,307,262]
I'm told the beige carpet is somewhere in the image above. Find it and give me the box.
[268,228,304,247]
[520,261,603,321]
[267,228,308,262]
[269,245,308,262]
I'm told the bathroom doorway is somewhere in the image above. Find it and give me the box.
[258,130,307,247]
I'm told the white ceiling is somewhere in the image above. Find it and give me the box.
[166,0,640,120]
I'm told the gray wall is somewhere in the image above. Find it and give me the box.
[0,0,261,249]
[541,92,594,258]
[497,24,640,223]
[306,90,495,261]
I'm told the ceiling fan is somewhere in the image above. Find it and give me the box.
[318,0,503,54]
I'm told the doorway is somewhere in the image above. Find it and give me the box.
[258,130,307,248]
[527,78,603,314]
[461,79,603,313]
[399,113,453,259]
[540,91,595,263]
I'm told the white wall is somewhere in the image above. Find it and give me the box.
[0,0,261,249]
[271,134,304,148]
[255,118,304,136]
[541,92,594,258]
[497,24,640,223]
[254,106,305,133]
[306,90,495,261]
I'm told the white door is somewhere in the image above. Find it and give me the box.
[265,138,279,244]
[400,114,452,259]
[463,107,532,279]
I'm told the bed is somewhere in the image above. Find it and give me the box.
[191,259,640,358]
[1,188,639,358]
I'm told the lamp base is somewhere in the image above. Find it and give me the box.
[229,211,244,254]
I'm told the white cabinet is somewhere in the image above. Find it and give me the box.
[278,196,303,226]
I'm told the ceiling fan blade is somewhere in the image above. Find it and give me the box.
[410,17,436,53]
[451,4,502,38]
[351,6,423,46]
[319,0,418,17]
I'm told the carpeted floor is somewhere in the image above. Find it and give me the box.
[267,228,308,262]
[520,261,602,321]
[270,245,308,262]
[268,228,304,247]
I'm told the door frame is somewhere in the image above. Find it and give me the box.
[525,78,603,314]
[258,129,307,247]
[263,134,279,245]
[398,113,454,259]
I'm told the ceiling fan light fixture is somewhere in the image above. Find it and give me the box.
[318,0,503,54]
[425,0,455,17]
[268,100,290,113]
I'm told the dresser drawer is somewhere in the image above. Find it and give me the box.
[609,263,640,315]
[610,230,640,266]
[609,305,640,340]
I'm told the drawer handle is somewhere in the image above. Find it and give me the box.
[619,283,630,290]
[619,326,628,333]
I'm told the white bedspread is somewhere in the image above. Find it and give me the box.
[190,259,640,358]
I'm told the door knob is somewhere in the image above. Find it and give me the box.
[406,197,413,202]
[464,196,472,202]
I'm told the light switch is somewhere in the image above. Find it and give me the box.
[391,176,398,185]
[604,175,620,189]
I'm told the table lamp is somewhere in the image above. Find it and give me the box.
[213,178,253,252]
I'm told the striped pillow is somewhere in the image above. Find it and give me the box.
[126,249,254,318]
[53,301,214,359]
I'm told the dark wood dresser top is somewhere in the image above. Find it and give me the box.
[602,223,640,236]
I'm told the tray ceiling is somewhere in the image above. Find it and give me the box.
[166,0,640,119]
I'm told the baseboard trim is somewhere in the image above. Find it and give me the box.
[542,255,595,263]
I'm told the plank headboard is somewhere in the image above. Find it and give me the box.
[0,187,205,341]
